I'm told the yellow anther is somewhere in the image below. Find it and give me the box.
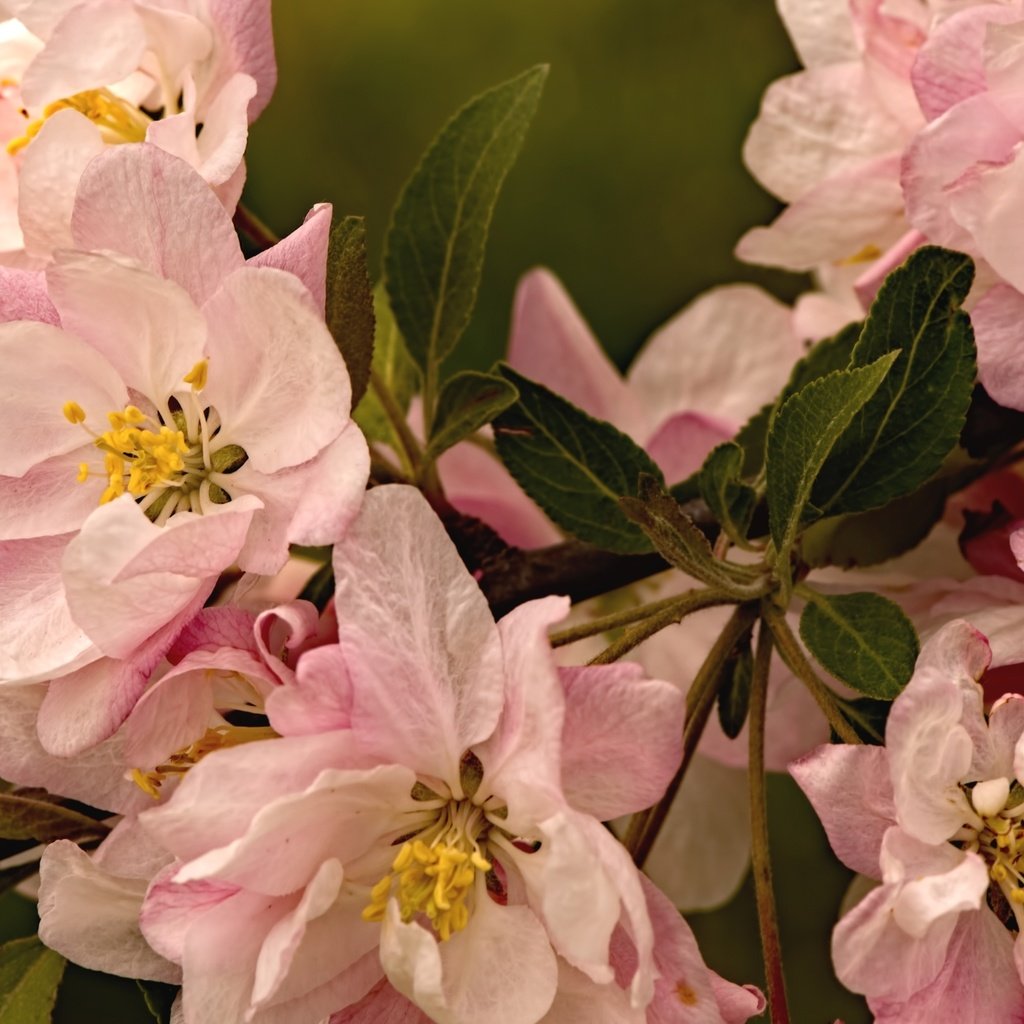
[992,863,1009,883]
[130,768,162,800]
[838,244,883,266]
[63,401,87,424]
[1012,889,1024,904]
[392,843,414,872]
[76,463,90,483]
[8,88,150,155]
[183,359,209,391]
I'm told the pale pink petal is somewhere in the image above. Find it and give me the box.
[0,265,57,323]
[437,438,561,549]
[38,840,180,983]
[248,202,332,312]
[329,979,432,1023]
[2,0,82,38]
[540,962,643,1024]
[133,5,211,85]
[743,64,908,203]
[643,412,733,485]
[266,644,352,736]
[93,816,173,879]
[254,950,382,1024]
[972,284,1024,411]
[777,0,858,67]
[641,754,751,913]
[140,870,238,964]
[332,485,504,789]
[0,450,102,541]
[168,606,259,660]
[790,744,895,878]
[254,600,320,681]
[507,268,639,430]
[559,662,683,820]
[0,533,93,684]
[205,0,276,118]
[17,108,104,259]
[0,320,127,476]
[737,155,906,270]
[627,283,803,431]
[852,228,925,308]
[869,910,1024,1024]
[46,250,207,403]
[201,266,350,473]
[21,0,146,107]
[140,731,375,862]
[71,144,244,304]
[0,683,149,814]
[172,764,415,896]
[191,71,256,185]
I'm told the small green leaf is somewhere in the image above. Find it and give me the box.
[384,65,548,376]
[425,370,518,459]
[0,937,66,1024]
[353,285,421,447]
[493,365,664,554]
[799,590,919,699]
[814,247,977,515]
[699,442,757,546]
[766,354,898,562]
[325,215,375,408]
[621,476,751,590]
[0,793,107,843]
[136,980,178,1024]
[717,632,754,739]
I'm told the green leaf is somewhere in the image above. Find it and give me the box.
[799,590,919,699]
[0,794,107,843]
[353,284,421,447]
[425,370,518,459]
[717,631,754,739]
[781,321,861,403]
[325,215,375,408]
[699,442,757,546]
[621,476,752,590]
[384,65,548,378]
[813,247,977,515]
[0,937,66,1024]
[493,365,664,554]
[136,981,178,1024]
[766,354,898,562]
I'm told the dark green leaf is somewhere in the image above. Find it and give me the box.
[136,981,178,1024]
[717,632,754,739]
[699,442,757,546]
[813,247,977,515]
[781,321,861,402]
[766,354,898,561]
[325,215,375,408]
[493,366,664,554]
[621,477,750,589]
[425,371,518,459]
[0,937,66,1024]
[384,65,548,375]
[353,285,421,447]
[799,590,919,699]
[0,794,107,843]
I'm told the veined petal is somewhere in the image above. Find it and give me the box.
[248,202,332,313]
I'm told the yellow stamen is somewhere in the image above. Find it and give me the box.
[183,359,209,391]
[63,401,86,424]
[8,88,149,156]
[76,462,89,483]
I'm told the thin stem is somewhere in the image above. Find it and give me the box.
[624,603,759,866]
[583,589,735,663]
[370,447,409,484]
[233,202,280,252]
[749,625,790,1024]
[370,368,423,476]
[761,603,861,745]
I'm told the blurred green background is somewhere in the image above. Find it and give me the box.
[8,2,871,1022]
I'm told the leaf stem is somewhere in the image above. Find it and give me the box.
[761,603,861,745]
[624,603,759,866]
[233,202,280,252]
[586,590,736,665]
[749,624,790,1024]
[370,368,424,476]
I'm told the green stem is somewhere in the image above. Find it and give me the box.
[370,368,423,476]
[761,603,861,745]
[749,625,790,1024]
[369,447,409,484]
[233,202,280,252]
[624,603,759,866]
[578,589,735,660]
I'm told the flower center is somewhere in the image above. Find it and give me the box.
[8,87,151,155]
[955,778,1024,927]
[363,797,493,942]
[64,360,248,523]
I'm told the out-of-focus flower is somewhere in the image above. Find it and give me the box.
[0,144,367,755]
[792,619,1024,1020]
[0,0,275,259]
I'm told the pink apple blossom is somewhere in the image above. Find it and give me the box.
[0,144,368,755]
[792,619,1024,1020]
[74,484,755,1024]
[0,0,274,259]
